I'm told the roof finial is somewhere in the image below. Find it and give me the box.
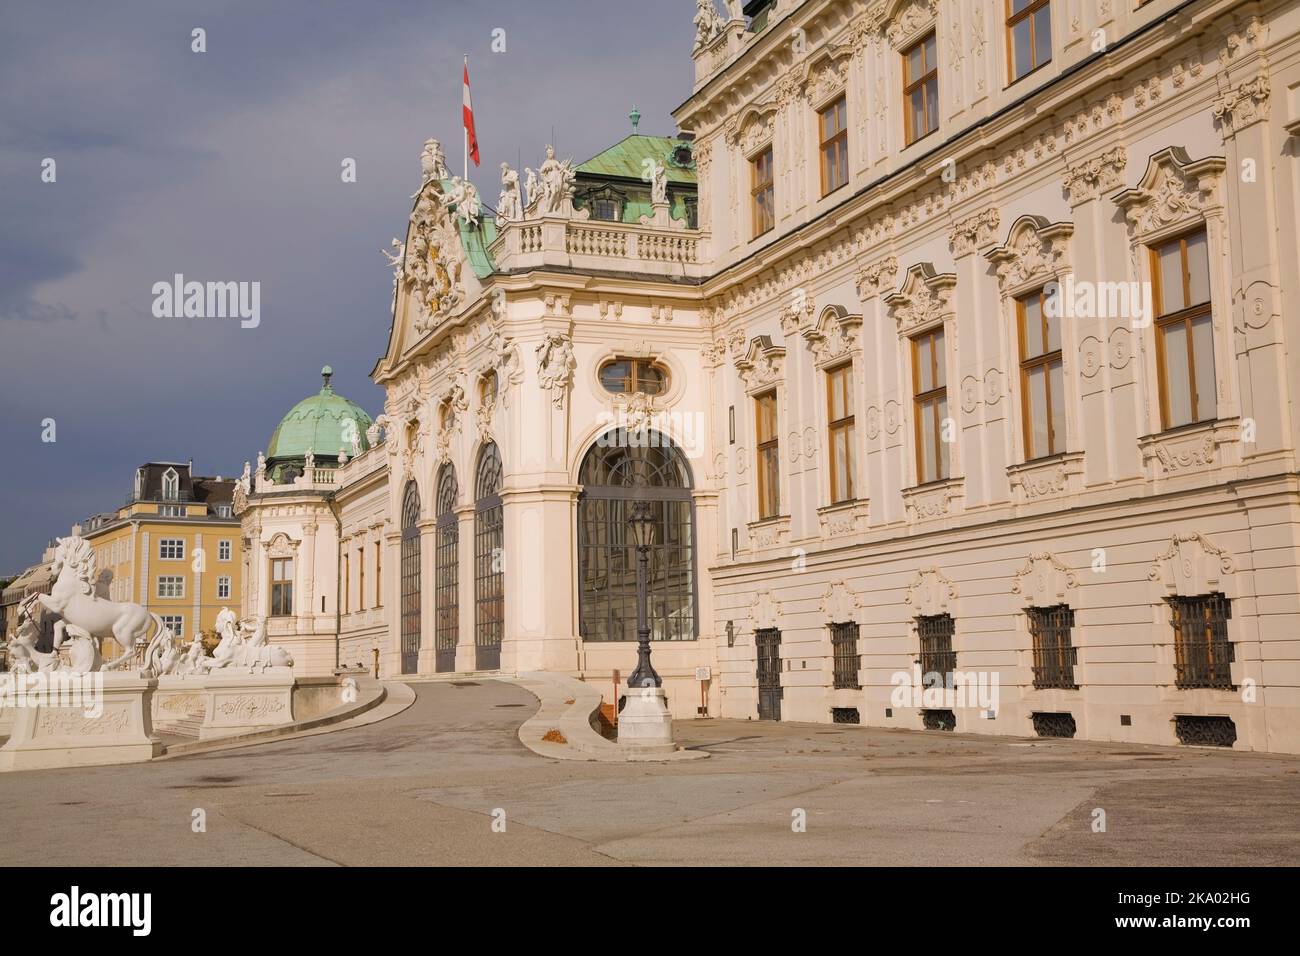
[629,104,641,134]
[321,365,333,391]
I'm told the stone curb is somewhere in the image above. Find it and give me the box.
[156,677,399,758]
[504,672,707,763]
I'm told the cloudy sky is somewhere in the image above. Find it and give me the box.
[0,0,699,572]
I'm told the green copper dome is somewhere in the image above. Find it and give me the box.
[266,366,373,465]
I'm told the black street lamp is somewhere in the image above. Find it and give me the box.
[626,499,661,689]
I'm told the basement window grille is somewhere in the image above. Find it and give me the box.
[1168,593,1234,690]
[1028,604,1078,689]
[1031,711,1077,738]
[830,621,861,689]
[1174,715,1237,748]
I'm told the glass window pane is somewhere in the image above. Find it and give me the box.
[1049,360,1066,454]
[1044,300,1060,353]
[932,330,946,386]
[1186,230,1211,306]
[1192,313,1217,422]
[919,403,935,483]
[908,45,923,79]
[1012,21,1032,78]
[1011,0,1033,13]
[1021,294,1043,355]
[1027,365,1048,458]
[909,90,925,139]
[1034,7,1052,67]
[925,79,938,133]
[924,34,936,66]
[1158,241,1186,315]
[1162,321,1193,427]
[915,337,932,392]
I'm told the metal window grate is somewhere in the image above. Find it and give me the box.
[1028,604,1078,689]
[399,481,421,675]
[917,613,956,687]
[1174,715,1237,747]
[1031,711,1077,738]
[830,621,861,689]
[434,465,458,673]
[474,443,504,671]
[1168,593,1233,689]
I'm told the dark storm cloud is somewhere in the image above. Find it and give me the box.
[0,0,696,570]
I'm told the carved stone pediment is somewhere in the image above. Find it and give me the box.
[749,589,783,630]
[904,566,956,617]
[1148,532,1235,598]
[1011,553,1078,608]
[885,262,956,335]
[985,216,1074,294]
[882,0,937,46]
[734,335,786,391]
[820,580,862,623]
[801,46,852,106]
[1110,147,1227,239]
[732,107,777,155]
[801,305,862,366]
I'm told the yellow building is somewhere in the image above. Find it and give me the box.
[80,461,241,658]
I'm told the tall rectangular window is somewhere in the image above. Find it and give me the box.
[1018,287,1065,459]
[755,390,780,519]
[830,621,861,689]
[1152,227,1215,429]
[158,538,184,560]
[270,557,294,617]
[343,552,350,614]
[218,539,232,561]
[1007,0,1052,82]
[903,32,938,145]
[1169,593,1233,689]
[827,363,856,503]
[819,95,849,195]
[217,575,231,600]
[1028,604,1077,689]
[358,547,365,611]
[750,146,774,238]
[374,542,382,607]
[911,327,949,484]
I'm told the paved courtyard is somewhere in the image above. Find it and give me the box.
[1,681,1297,866]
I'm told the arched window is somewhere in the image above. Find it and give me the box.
[474,443,504,670]
[434,464,459,673]
[400,480,421,674]
[578,432,696,642]
[161,467,179,501]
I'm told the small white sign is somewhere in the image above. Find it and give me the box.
[695,666,711,681]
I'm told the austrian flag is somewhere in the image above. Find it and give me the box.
[463,57,479,167]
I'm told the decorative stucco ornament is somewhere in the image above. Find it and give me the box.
[693,0,726,51]
[535,332,576,408]
[405,188,466,332]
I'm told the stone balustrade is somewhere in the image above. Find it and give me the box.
[490,214,708,279]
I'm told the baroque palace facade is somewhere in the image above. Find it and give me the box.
[237,0,1300,753]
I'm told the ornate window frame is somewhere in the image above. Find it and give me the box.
[798,305,870,537]
[1011,552,1084,694]
[1146,532,1244,700]
[985,215,1086,505]
[1109,147,1240,482]
[800,46,853,200]
[734,335,790,551]
[886,262,964,523]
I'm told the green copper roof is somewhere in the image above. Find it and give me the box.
[577,135,697,185]
[266,367,373,464]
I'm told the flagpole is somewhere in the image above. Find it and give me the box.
[463,54,469,180]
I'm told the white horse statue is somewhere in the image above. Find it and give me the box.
[31,535,172,674]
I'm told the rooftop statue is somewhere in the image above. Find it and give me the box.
[420,138,450,182]
[693,0,726,52]
[532,145,577,215]
[382,238,405,288]
[448,175,482,227]
[496,162,522,225]
[651,161,669,205]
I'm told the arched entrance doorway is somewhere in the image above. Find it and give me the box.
[577,432,696,643]
[400,480,421,674]
[474,442,504,670]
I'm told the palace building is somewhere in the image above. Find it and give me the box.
[237,0,1300,753]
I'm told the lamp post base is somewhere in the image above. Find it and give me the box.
[617,686,674,751]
